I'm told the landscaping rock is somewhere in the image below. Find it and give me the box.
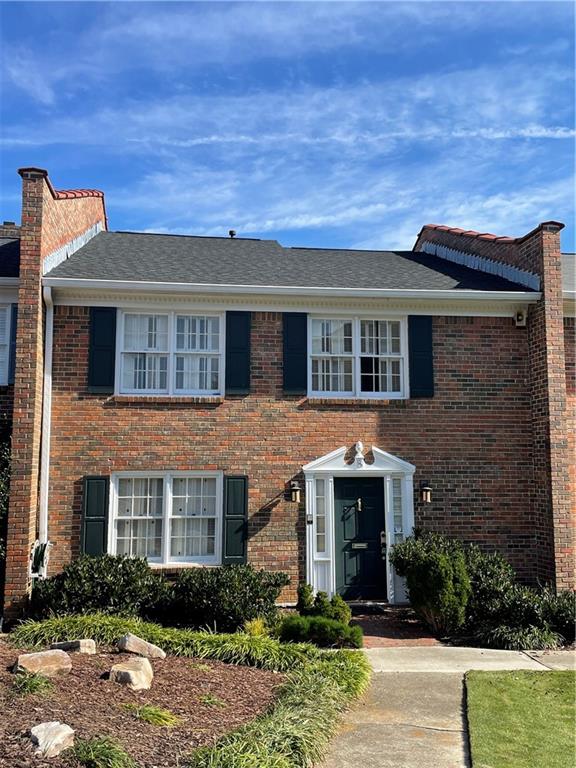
[117,632,166,660]
[50,639,96,655]
[15,650,72,677]
[110,657,154,691]
[30,721,74,757]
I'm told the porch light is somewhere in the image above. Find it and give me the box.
[420,482,432,504]
[286,480,301,504]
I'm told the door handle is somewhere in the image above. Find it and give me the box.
[380,530,386,560]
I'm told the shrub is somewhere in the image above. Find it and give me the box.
[464,544,517,627]
[475,624,563,651]
[123,703,180,726]
[390,533,471,635]
[28,555,168,620]
[72,736,136,768]
[244,617,269,637]
[163,565,289,632]
[541,588,576,644]
[278,614,363,648]
[296,583,314,614]
[296,585,352,625]
[12,671,54,696]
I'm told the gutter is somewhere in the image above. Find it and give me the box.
[37,286,54,575]
[42,276,542,303]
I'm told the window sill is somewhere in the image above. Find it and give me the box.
[305,396,406,407]
[148,562,221,570]
[110,395,224,405]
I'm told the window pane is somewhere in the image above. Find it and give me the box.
[122,353,168,391]
[170,516,216,558]
[175,355,219,392]
[176,316,220,352]
[360,357,402,393]
[392,478,403,533]
[124,314,168,351]
[311,319,352,355]
[315,478,327,554]
[312,357,353,393]
[116,517,163,558]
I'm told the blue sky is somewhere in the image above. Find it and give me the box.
[0,1,574,250]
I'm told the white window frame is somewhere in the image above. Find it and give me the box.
[0,304,11,386]
[109,471,224,566]
[116,310,225,396]
[307,315,408,399]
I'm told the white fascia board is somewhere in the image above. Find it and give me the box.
[42,276,541,303]
[0,278,19,286]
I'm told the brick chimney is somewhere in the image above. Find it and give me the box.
[415,222,572,590]
[0,222,21,239]
[3,168,107,618]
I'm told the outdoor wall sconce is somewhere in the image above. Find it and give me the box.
[420,482,432,504]
[285,480,301,504]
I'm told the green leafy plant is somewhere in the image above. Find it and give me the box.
[244,617,269,636]
[29,555,169,620]
[541,588,576,644]
[390,533,471,635]
[200,693,227,708]
[12,670,54,696]
[190,662,211,672]
[475,623,563,651]
[278,614,363,648]
[162,564,290,632]
[123,703,180,726]
[296,585,352,625]
[72,736,136,768]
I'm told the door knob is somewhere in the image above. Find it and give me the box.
[356,497,362,512]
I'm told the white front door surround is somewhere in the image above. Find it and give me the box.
[303,443,415,604]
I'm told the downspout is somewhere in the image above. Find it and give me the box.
[37,286,54,576]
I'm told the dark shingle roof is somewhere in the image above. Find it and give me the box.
[46,231,534,292]
[0,237,20,278]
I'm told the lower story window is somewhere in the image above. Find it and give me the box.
[111,472,222,565]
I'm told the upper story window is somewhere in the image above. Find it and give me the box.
[118,311,223,395]
[309,316,407,399]
[0,306,10,386]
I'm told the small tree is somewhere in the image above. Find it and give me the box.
[390,532,471,636]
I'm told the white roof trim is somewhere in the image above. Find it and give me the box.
[43,221,104,276]
[420,240,541,291]
[303,445,416,475]
[42,276,541,303]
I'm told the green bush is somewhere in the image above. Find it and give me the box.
[475,624,563,651]
[28,555,168,620]
[542,588,576,644]
[464,544,517,626]
[278,614,363,648]
[390,533,471,635]
[162,564,289,632]
[296,585,352,625]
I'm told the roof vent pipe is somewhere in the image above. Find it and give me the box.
[229,230,236,239]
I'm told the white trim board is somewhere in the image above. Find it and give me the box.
[419,240,541,291]
[303,444,414,604]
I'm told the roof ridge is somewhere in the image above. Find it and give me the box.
[112,230,269,242]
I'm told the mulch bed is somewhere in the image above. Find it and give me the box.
[0,640,283,768]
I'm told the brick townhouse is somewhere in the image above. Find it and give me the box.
[0,167,574,618]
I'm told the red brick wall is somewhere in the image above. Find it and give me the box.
[3,169,106,618]
[416,223,573,591]
[45,307,537,600]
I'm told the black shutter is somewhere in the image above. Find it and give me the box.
[81,476,109,556]
[222,475,248,565]
[88,307,117,393]
[283,313,307,394]
[8,303,17,384]
[408,315,434,398]
[225,311,251,394]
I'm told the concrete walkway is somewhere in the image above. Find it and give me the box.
[320,646,575,768]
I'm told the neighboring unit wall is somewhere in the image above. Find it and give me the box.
[416,222,573,590]
[44,307,536,601]
[3,169,106,618]
[564,316,575,579]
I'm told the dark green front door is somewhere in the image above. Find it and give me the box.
[334,477,386,600]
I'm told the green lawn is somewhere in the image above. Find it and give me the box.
[466,670,575,768]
